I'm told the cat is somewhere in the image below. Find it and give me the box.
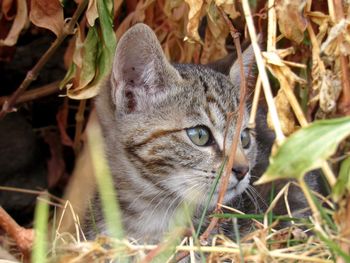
[90,23,258,244]
[89,23,322,244]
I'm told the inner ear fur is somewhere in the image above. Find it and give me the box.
[111,23,181,92]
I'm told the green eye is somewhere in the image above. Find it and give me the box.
[186,126,213,146]
[240,128,251,149]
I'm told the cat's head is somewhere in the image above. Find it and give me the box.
[99,23,257,208]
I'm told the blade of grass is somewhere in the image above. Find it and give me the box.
[87,200,99,236]
[318,233,350,262]
[268,182,276,226]
[195,158,227,239]
[212,213,305,223]
[32,192,50,263]
[86,119,123,239]
[309,184,337,231]
[233,218,244,263]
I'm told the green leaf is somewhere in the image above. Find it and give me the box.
[66,0,116,99]
[78,27,99,89]
[257,117,350,184]
[95,0,116,80]
[333,156,350,201]
[59,63,76,89]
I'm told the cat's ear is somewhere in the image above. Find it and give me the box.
[228,44,256,86]
[111,23,182,113]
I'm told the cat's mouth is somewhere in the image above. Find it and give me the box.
[217,172,251,198]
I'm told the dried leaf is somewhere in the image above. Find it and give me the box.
[65,0,116,99]
[72,26,84,68]
[56,100,74,147]
[115,0,154,40]
[63,37,76,68]
[184,0,204,42]
[214,0,234,5]
[275,0,307,43]
[319,70,342,113]
[310,27,342,115]
[268,89,296,135]
[200,3,228,63]
[321,18,350,56]
[30,0,64,37]
[0,0,28,46]
[86,0,98,26]
[263,49,306,134]
[221,3,240,20]
[2,0,16,20]
[308,11,330,44]
[263,50,306,85]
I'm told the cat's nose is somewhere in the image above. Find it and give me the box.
[232,165,249,181]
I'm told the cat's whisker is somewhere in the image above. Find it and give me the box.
[165,183,208,232]
[244,188,260,214]
[160,183,203,232]
[247,185,268,209]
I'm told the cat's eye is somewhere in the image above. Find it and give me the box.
[186,126,213,146]
[240,128,251,149]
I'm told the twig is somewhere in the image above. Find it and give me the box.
[305,24,338,187]
[129,243,333,262]
[333,0,350,115]
[242,0,285,144]
[0,0,88,119]
[267,0,277,51]
[248,75,262,128]
[0,186,64,204]
[0,207,34,260]
[327,0,336,22]
[0,81,60,106]
[200,5,248,241]
[73,99,87,155]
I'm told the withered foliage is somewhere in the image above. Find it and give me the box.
[1,0,350,262]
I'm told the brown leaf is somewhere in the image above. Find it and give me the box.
[30,0,64,37]
[268,89,297,135]
[56,99,74,147]
[2,0,16,20]
[200,10,228,64]
[184,0,204,42]
[86,0,98,26]
[275,0,307,43]
[0,0,28,46]
[63,37,76,69]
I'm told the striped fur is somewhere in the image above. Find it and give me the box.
[93,24,257,243]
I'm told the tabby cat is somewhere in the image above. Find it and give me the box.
[91,23,318,243]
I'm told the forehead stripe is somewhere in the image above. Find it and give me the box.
[130,128,183,148]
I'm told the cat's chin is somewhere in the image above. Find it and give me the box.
[184,176,250,210]
[212,175,251,206]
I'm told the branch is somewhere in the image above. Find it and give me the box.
[0,207,34,260]
[0,81,60,106]
[333,0,350,115]
[200,5,248,241]
[0,0,88,119]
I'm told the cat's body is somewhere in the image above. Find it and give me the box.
[89,23,321,243]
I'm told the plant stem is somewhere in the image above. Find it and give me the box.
[0,0,88,119]
[0,81,59,106]
[242,0,285,144]
[248,75,262,128]
[0,207,34,260]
